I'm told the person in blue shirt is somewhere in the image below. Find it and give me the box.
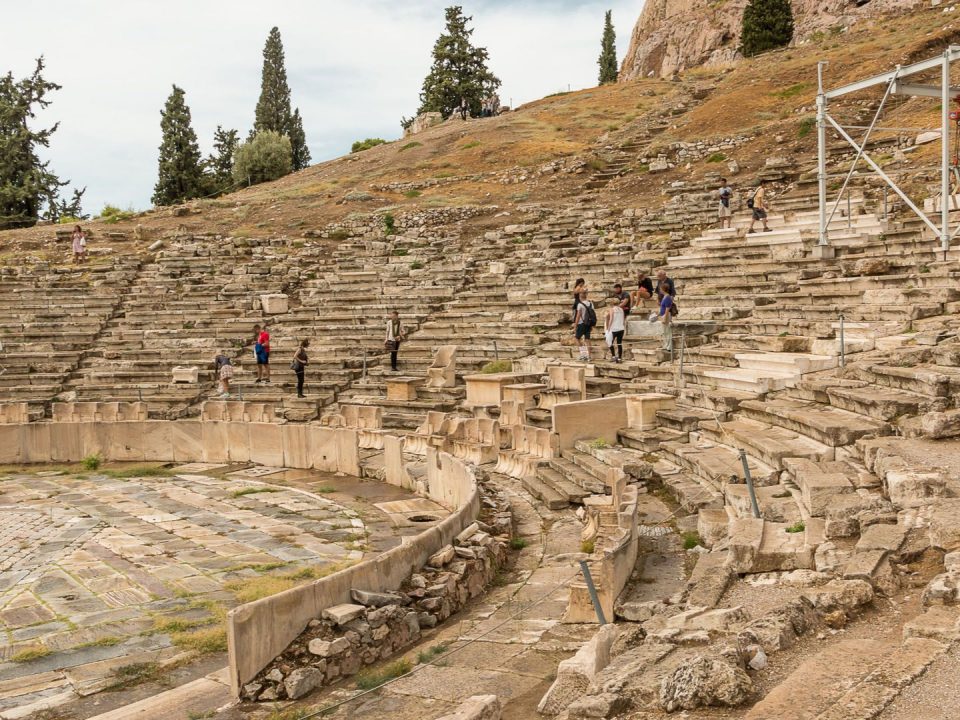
[658,282,674,352]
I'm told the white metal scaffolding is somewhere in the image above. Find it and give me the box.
[817,45,960,253]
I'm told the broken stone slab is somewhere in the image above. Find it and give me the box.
[921,410,960,439]
[537,624,620,715]
[284,666,325,700]
[321,603,366,626]
[843,550,899,596]
[801,579,874,613]
[259,293,289,314]
[429,544,456,566]
[308,637,350,657]
[455,523,480,545]
[903,606,960,642]
[434,695,501,720]
[350,588,404,607]
[856,523,908,553]
[664,606,749,633]
[658,655,752,712]
[921,573,960,606]
[929,499,960,551]
[885,469,946,508]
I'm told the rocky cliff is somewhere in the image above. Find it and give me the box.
[620,0,924,80]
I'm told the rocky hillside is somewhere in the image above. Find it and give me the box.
[620,0,924,80]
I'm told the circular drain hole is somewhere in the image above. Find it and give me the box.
[408,514,438,523]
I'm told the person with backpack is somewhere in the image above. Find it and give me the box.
[291,339,309,398]
[253,323,271,383]
[658,281,675,353]
[748,179,771,234]
[573,289,596,362]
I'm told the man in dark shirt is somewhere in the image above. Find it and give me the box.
[655,269,676,301]
[613,283,631,317]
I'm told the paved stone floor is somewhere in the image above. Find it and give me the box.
[0,463,440,718]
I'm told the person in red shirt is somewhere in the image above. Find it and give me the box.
[254,323,271,383]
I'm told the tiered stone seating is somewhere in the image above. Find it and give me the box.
[200,400,276,423]
[52,401,148,422]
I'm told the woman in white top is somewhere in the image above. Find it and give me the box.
[385,311,406,371]
[605,297,626,363]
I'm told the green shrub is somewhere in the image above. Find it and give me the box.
[705,152,726,163]
[589,438,609,449]
[798,116,816,138]
[480,360,512,374]
[740,0,794,57]
[232,130,292,186]
[11,646,51,663]
[510,537,528,550]
[786,521,805,533]
[384,213,396,234]
[99,205,136,223]
[681,531,702,550]
[462,141,481,149]
[82,453,102,471]
[580,539,595,554]
[410,261,424,270]
[399,141,422,152]
[404,189,422,198]
[417,643,449,664]
[393,247,408,256]
[351,137,387,153]
[329,228,350,240]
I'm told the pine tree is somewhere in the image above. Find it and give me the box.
[207,126,239,193]
[598,10,619,85]
[252,27,309,171]
[52,188,87,222]
[0,57,70,229]
[740,0,794,58]
[288,108,310,170]
[152,85,205,206]
[417,6,501,120]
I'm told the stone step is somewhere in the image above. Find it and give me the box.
[659,435,778,488]
[547,457,607,495]
[617,426,688,452]
[520,473,570,509]
[536,466,591,505]
[698,416,833,469]
[652,460,724,512]
[737,398,889,447]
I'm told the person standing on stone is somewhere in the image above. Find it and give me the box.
[655,269,676,302]
[572,277,586,316]
[71,225,87,264]
[748,179,771,234]
[613,283,631,318]
[214,352,233,397]
[718,178,733,229]
[292,339,309,398]
[573,289,595,363]
[605,297,626,363]
[658,281,674,353]
[254,323,271,383]
[385,311,406,372]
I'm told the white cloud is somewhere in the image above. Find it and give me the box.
[6,0,643,214]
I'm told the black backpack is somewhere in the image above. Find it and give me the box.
[584,302,598,328]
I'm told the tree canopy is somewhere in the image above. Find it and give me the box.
[152,84,206,206]
[740,0,794,57]
[417,6,501,120]
[253,27,310,170]
[598,10,619,85]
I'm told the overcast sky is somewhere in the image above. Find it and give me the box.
[7,0,642,214]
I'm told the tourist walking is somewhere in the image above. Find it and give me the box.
[253,323,271,383]
[573,289,596,362]
[658,281,675,353]
[292,339,309,398]
[385,311,406,372]
[748,179,771,234]
[605,297,626,363]
[213,352,233,397]
[71,226,87,264]
[718,178,732,229]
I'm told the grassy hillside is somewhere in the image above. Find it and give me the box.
[1,5,956,256]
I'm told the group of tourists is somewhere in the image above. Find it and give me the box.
[718,178,772,234]
[571,269,677,362]
[211,313,407,399]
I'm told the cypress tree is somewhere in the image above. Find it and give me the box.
[417,6,501,120]
[152,85,205,207]
[598,10,619,85]
[0,57,69,228]
[252,27,309,171]
[740,0,794,58]
[207,126,239,193]
[288,108,310,170]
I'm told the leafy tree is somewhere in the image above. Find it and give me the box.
[232,130,292,186]
[417,6,501,120]
[740,0,794,58]
[52,187,88,222]
[598,10,619,85]
[288,107,310,170]
[0,57,71,229]
[207,126,239,193]
[152,85,205,206]
[253,27,310,171]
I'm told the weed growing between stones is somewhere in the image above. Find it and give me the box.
[682,531,703,550]
[480,360,512,373]
[231,486,280,498]
[81,453,102,471]
[354,658,413,690]
[416,642,449,664]
[581,539,595,554]
[786,521,806,533]
[10,645,52,663]
[510,537,528,550]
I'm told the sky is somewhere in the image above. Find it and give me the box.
[6,0,642,214]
